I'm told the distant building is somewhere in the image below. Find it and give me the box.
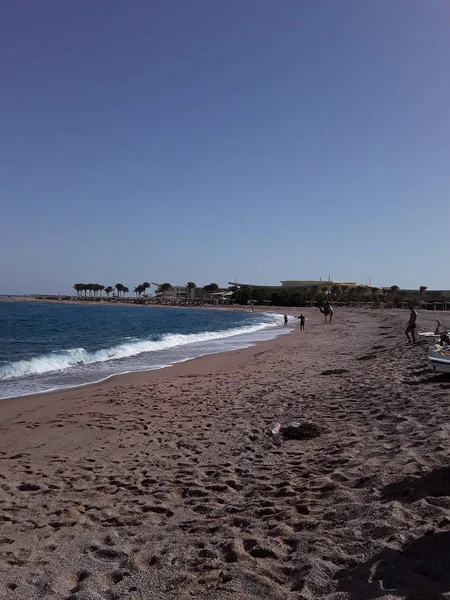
[229,280,372,289]
[163,286,188,301]
[151,284,228,301]
[279,280,370,289]
[228,280,450,302]
[397,289,450,302]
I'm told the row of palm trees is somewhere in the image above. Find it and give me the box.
[315,284,429,305]
[73,282,429,305]
[133,282,151,297]
[73,283,130,297]
[156,282,219,299]
[72,281,220,300]
[235,283,432,308]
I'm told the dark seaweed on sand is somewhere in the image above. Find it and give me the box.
[281,422,323,441]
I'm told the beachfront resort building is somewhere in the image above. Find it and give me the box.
[280,282,450,301]
[152,285,189,301]
[229,280,450,305]
[151,284,230,302]
[279,280,369,289]
[229,280,372,290]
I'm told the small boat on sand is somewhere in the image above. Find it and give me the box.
[428,345,450,374]
[419,321,448,344]
[419,332,441,343]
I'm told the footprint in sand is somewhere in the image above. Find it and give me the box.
[17,482,40,492]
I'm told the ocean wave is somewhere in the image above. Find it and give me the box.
[0,315,282,381]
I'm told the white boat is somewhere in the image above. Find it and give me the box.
[419,331,441,343]
[419,321,448,344]
[428,345,450,374]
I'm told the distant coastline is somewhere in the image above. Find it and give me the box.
[0,295,272,313]
[0,294,221,307]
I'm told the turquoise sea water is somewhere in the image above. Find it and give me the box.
[0,303,287,399]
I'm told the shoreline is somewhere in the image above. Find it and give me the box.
[0,320,293,404]
[0,322,296,415]
[0,304,299,402]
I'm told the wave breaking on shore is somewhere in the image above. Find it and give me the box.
[0,312,287,398]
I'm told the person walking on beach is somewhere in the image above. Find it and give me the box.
[405,306,417,344]
[298,313,305,331]
[284,314,288,326]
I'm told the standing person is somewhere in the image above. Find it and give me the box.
[405,306,418,344]
[298,313,306,331]
[284,314,288,326]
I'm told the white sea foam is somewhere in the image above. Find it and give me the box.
[0,315,283,381]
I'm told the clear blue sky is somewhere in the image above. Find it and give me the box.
[1,0,449,294]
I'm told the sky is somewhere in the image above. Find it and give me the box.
[1,0,449,294]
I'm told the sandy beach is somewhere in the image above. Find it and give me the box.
[1,308,450,599]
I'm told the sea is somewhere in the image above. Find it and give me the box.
[0,302,289,400]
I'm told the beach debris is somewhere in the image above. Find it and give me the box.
[357,353,376,362]
[281,421,323,441]
[270,421,323,440]
[321,368,349,376]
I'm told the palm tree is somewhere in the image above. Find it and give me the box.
[159,283,172,301]
[309,285,319,305]
[419,285,427,308]
[370,287,379,306]
[98,284,105,297]
[390,285,399,304]
[115,283,123,297]
[82,284,89,297]
[355,286,364,303]
[340,285,349,304]
[186,281,196,302]
[399,290,407,306]
[347,287,356,304]
[330,285,339,301]
[105,286,113,297]
[203,283,219,300]
[73,283,84,297]
[142,282,150,296]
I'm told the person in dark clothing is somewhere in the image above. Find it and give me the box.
[405,307,417,344]
[284,314,288,326]
[298,314,305,331]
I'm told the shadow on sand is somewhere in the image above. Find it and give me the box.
[404,364,450,387]
[335,469,450,599]
[336,530,450,599]
[381,468,450,504]
[405,375,450,388]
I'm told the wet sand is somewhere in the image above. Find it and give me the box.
[1,308,450,599]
